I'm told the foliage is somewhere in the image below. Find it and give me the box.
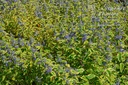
[0,0,128,85]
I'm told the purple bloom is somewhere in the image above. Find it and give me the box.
[114,22,120,26]
[37,60,42,65]
[115,35,122,40]
[14,0,18,2]
[30,37,35,45]
[14,45,19,48]
[106,36,110,40]
[18,38,22,45]
[56,37,60,41]
[21,41,24,46]
[13,57,17,64]
[35,11,43,18]
[32,56,36,61]
[65,35,71,40]
[31,47,36,53]
[60,31,65,35]
[11,51,15,56]
[5,62,9,67]
[26,41,31,46]
[65,68,70,73]
[7,49,11,54]
[45,67,52,74]
[119,48,124,52]
[57,57,62,62]
[91,17,95,23]
[91,17,100,22]
[73,0,78,2]
[105,56,112,61]
[35,42,41,46]
[82,34,87,43]
[106,47,110,51]
[114,0,119,3]
[116,28,119,32]
[69,32,76,37]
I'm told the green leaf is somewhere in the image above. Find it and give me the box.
[35,46,41,50]
[51,71,56,76]
[2,75,6,81]
[81,76,89,84]
[12,77,15,81]
[15,48,22,55]
[86,74,96,80]
[120,63,124,73]
[77,68,84,74]
[117,53,122,62]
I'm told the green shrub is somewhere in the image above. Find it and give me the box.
[0,0,127,85]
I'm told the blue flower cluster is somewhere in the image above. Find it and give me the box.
[0,0,127,85]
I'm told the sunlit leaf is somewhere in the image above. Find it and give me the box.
[86,74,96,80]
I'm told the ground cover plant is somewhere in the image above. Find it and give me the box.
[0,0,128,85]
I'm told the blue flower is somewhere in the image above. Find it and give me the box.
[31,47,36,53]
[45,67,52,74]
[115,35,122,40]
[105,56,112,61]
[69,32,76,37]
[30,37,35,45]
[18,38,22,45]
[114,22,120,26]
[119,48,125,52]
[37,61,42,65]
[57,57,62,62]
[32,52,36,61]
[21,41,24,46]
[65,35,71,40]
[5,62,9,67]
[14,45,19,48]
[14,0,18,2]
[35,11,43,18]
[82,34,87,43]
[73,0,78,2]
[106,47,110,51]
[56,37,60,41]
[13,57,17,64]
[65,68,70,73]
[60,31,65,35]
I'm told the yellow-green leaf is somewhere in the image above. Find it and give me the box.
[86,74,96,80]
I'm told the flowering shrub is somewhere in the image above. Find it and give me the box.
[0,0,128,85]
